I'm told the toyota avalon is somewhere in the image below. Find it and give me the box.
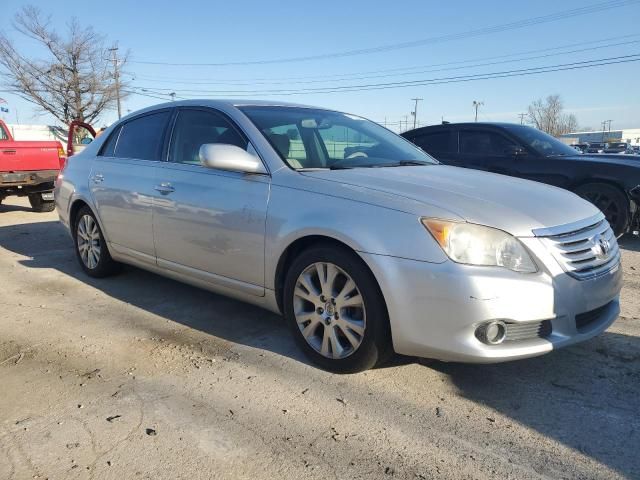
[55,100,622,372]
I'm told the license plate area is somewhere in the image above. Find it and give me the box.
[41,192,54,201]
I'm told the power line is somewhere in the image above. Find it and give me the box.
[130,35,640,86]
[130,54,640,96]
[129,1,639,66]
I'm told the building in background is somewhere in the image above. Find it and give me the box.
[4,124,68,143]
[559,128,640,146]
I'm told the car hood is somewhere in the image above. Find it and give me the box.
[301,165,600,237]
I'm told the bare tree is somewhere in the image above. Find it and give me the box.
[527,95,578,137]
[0,6,128,124]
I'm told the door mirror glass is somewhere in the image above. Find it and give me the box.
[199,143,267,174]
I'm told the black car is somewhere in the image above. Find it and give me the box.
[585,142,606,154]
[401,122,640,235]
[604,142,635,154]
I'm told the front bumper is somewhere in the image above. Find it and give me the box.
[360,236,623,363]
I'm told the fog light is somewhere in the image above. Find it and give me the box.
[475,321,506,345]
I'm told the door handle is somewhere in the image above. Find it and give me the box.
[154,182,175,195]
[91,174,104,184]
[1,149,16,154]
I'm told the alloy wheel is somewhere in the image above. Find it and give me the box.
[293,262,366,359]
[77,214,102,269]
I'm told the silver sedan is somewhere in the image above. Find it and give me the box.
[55,100,622,372]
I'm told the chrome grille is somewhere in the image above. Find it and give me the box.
[538,219,620,280]
[505,320,552,342]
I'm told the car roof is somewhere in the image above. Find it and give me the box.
[118,99,325,122]
[402,122,526,136]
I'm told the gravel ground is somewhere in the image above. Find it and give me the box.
[0,197,638,480]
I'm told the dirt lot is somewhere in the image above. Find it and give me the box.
[0,197,638,480]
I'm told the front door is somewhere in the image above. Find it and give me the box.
[153,107,270,296]
[458,128,518,174]
[90,109,172,264]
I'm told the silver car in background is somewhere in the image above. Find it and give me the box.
[55,100,622,372]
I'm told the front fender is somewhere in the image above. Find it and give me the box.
[264,184,447,290]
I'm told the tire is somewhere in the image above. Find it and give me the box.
[283,245,392,373]
[28,193,55,212]
[574,183,629,236]
[73,206,119,277]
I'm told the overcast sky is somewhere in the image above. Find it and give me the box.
[1,0,639,131]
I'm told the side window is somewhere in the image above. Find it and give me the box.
[169,109,247,165]
[99,126,121,157]
[265,124,306,162]
[318,125,377,160]
[412,131,453,155]
[460,130,515,155]
[114,111,171,160]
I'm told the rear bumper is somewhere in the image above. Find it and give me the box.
[0,169,58,187]
[0,170,57,197]
[359,242,622,363]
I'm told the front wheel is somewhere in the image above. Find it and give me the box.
[283,245,392,373]
[28,193,55,212]
[73,207,119,277]
[574,183,629,236]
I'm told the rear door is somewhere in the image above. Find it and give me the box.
[90,110,172,265]
[407,129,459,165]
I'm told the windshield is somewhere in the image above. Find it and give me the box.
[503,124,578,156]
[240,106,437,169]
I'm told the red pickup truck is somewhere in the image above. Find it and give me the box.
[0,119,67,212]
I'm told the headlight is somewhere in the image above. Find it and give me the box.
[421,219,537,273]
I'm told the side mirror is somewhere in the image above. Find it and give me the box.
[505,145,527,157]
[199,144,267,174]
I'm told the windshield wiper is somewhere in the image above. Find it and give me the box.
[328,164,355,170]
[396,160,432,166]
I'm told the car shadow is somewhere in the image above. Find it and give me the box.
[0,202,33,213]
[618,234,640,252]
[1,219,638,477]
[426,332,640,477]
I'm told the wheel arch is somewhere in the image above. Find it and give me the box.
[273,234,387,317]
[570,177,630,199]
[68,197,110,243]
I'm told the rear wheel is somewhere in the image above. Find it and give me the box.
[283,245,392,373]
[574,183,629,236]
[28,193,55,212]
[73,206,119,277]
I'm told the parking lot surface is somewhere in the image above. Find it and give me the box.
[0,197,638,480]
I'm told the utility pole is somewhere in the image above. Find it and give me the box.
[518,113,527,125]
[606,119,613,140]
[410,98,423,129]
[601,120,607,142]
[108,47,122,119]
[472,101,484,122]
